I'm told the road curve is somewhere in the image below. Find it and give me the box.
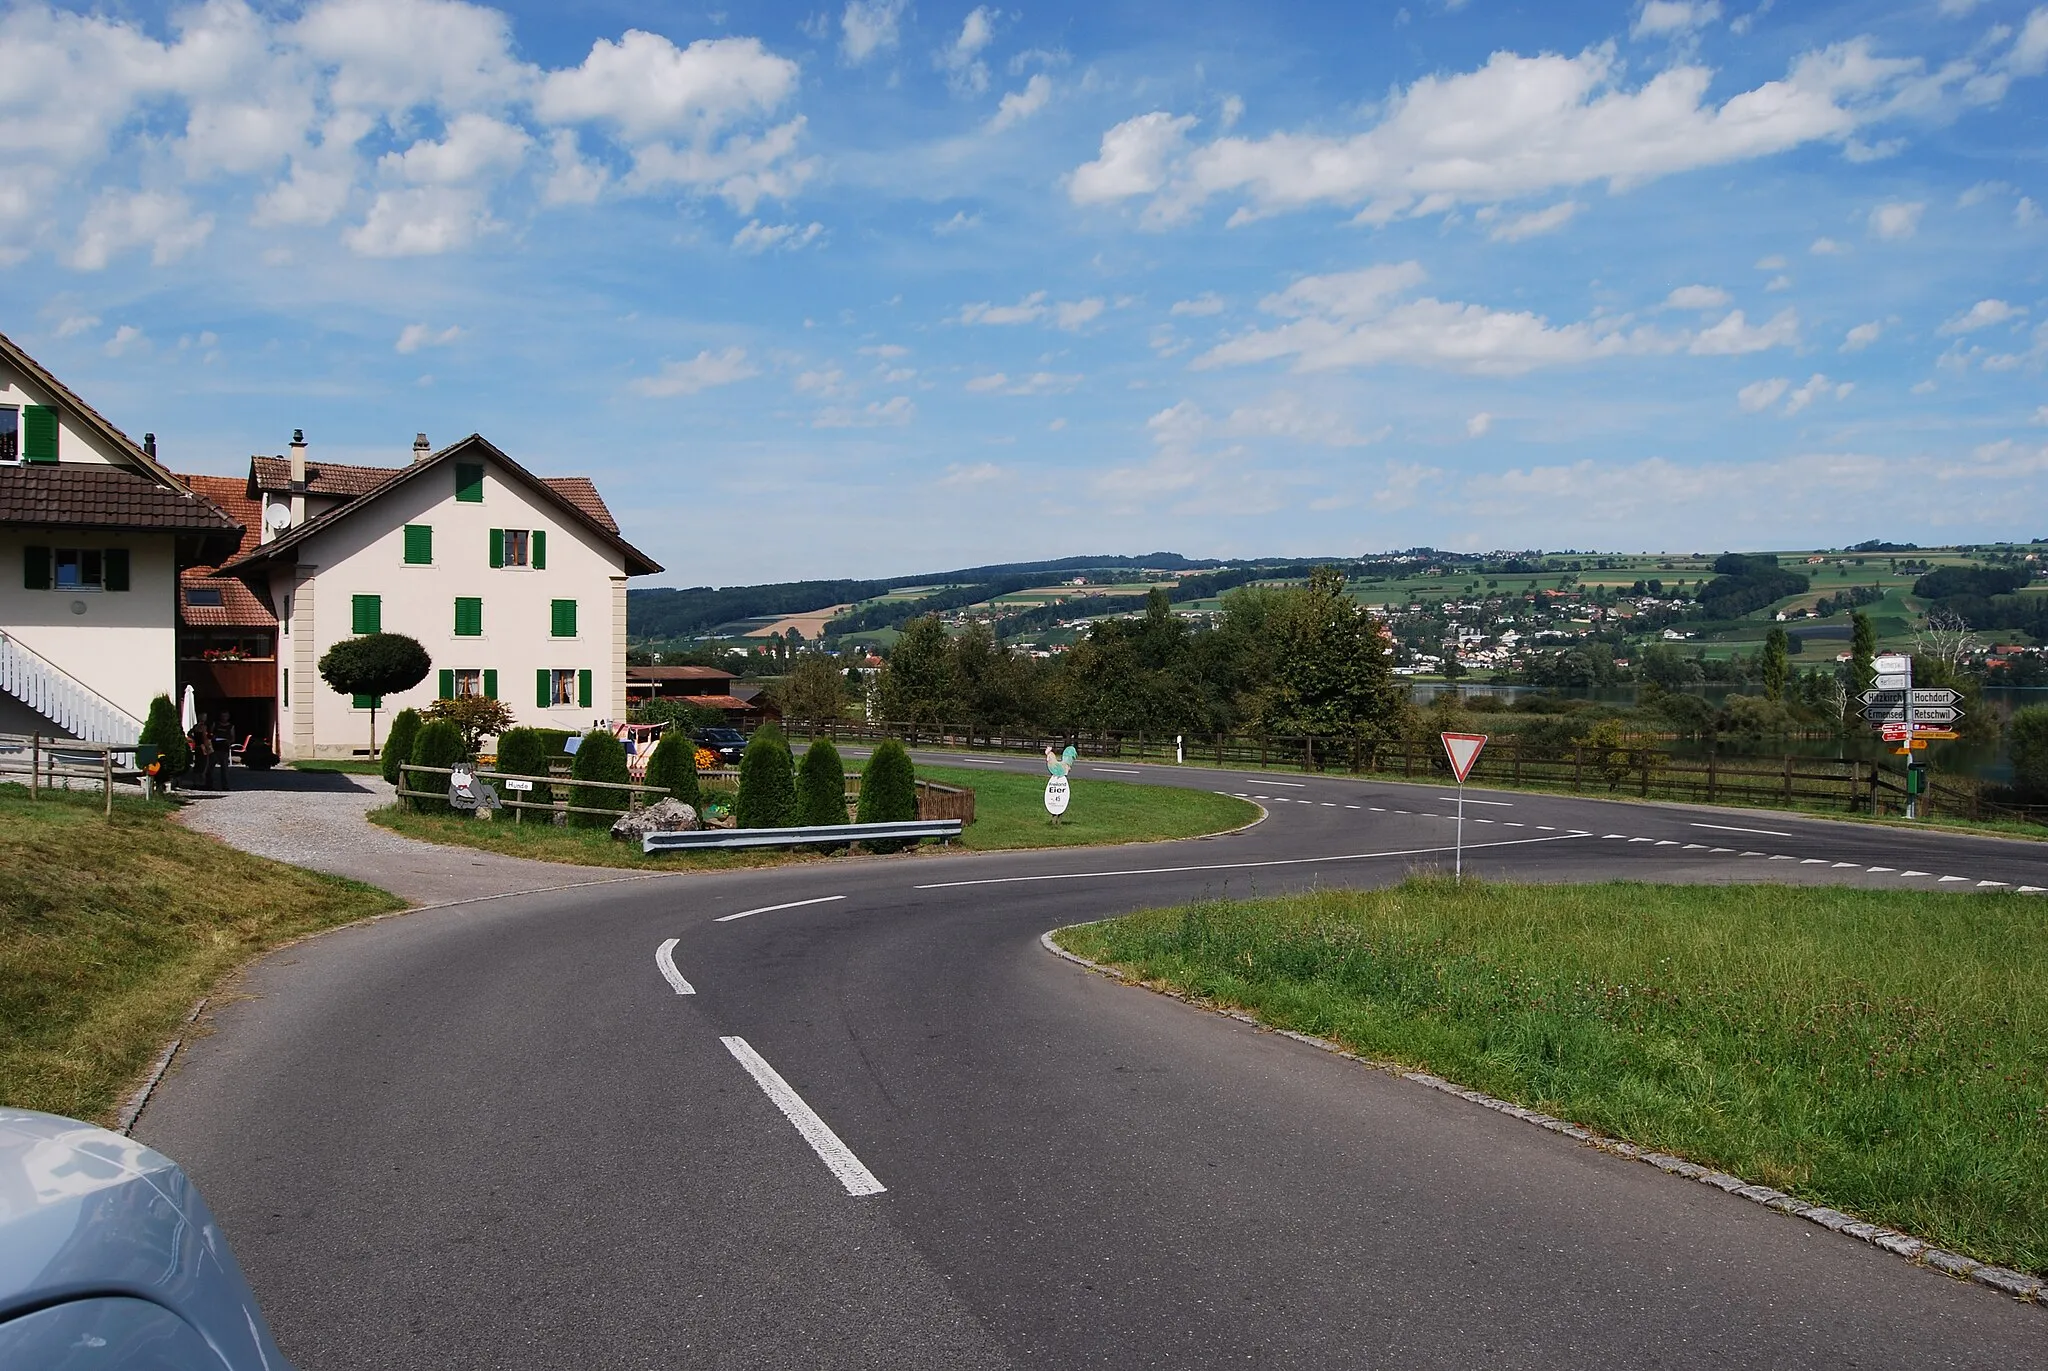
[139,759,2048,1368]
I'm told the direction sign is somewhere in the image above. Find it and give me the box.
[1441,732,1488,784]
[1873,672,1912,691]
[1894,742,1928,753]
[1864,706,1963,725]
[1858,688,1962,707]
[1873,654,1911,674]
[1882,723,1960,740]
[1910,728,1960,740]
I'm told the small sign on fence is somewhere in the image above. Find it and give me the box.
[503,778,534,792]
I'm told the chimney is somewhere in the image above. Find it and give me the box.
[143,433,156,460]
[288,428,307,528]
[413,433,431,463]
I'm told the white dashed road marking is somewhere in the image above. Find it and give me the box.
[722,1036,886,1198]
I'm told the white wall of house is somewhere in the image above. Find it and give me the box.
[0,366,120,467]
[1,528,179,726]
[273,455,631,758]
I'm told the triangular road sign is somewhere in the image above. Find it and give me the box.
[1442,732,1487,784]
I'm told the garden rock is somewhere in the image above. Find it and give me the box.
[610,798,700,843]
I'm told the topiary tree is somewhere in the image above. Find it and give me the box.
[381,708,422,785]
[318,633,431,758]
[2010,705,2048,801]
[407,718,466,813]
[494,727,551,808]
[855,737,918,850]
[796,738,847,835]
[644,728,700,808]
[138,693,190,780]
[569,729,632,827]
[736,724,796,828]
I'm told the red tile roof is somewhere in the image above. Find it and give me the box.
[247,454,402,498]
[542,477,619,534]
[179,566,276,627]
[179,474,261,559]
[627,665,737,682]
[0,463,241,533]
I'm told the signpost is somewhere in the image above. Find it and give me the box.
[1860,654,1963,819]
[1441,733,1487,881]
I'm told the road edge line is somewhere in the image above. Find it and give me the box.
[1037,929,2047,1310]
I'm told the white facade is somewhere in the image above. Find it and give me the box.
[1,529,178,727]
[249,442,646,759]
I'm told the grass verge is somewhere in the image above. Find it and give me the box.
[1054,878,2048,1276]
[289,759,384,775]
[366,764,1259,869]
[0,784,403,1125]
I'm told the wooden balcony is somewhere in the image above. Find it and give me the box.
[179,659,277,700]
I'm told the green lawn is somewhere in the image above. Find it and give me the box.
[290,758,384,775]
[0,785,402,1124]
[1056,879,2048,1276]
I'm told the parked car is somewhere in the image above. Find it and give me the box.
[0,1108,291,1369]
[693,726,749,766]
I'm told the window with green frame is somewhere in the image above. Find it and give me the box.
[455,462,485,503]
[352,693,382,710]
[549,598,577,638]
[351,594,381,634]
[403,524,433,564]
[454,596,482,636]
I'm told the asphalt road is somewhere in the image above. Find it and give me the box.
[140,757,2048,1368]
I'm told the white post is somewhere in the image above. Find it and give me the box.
[1903,657,1916,820]
[1175,734,1183,765]
[1455,782,1465,881]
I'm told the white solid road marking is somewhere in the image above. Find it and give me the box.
[720,1037,886,1198]
[654,938,695,995]
[1093,766,1143,774]
[716,895,847,923]
[1438,796,1514,806]
[1263,781,1307,787]
[953,757,1007,765]
[1691,822,1793,837]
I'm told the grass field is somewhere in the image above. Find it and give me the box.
[1055,878,2048,1275]
[369,763,1259,868]
[0,785,403,1124]
[290,758,384,775]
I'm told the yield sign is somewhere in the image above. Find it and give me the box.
[1442,732,1488,784]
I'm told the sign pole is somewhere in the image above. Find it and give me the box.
[1439,733,1487,884]
[1455,780,1465,882]
[1903,658,1916,821]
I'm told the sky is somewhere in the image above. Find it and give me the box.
[3,0,2046,585]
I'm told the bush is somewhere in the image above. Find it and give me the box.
[2011,705,2048,801]
[736,724,796,828]
[796,738,847,832]
[137,693,190,778]
[644,728,701,808]
[569,730,632,827]
[422,696,516,755]
[407,719,467,814]
[494,727,552,807]
[855,738,917,850]
[381,709,422,785]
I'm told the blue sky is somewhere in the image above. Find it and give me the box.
[3,0,2045,583]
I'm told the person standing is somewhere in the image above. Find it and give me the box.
[189,724,213,789]
[210,712,234,789]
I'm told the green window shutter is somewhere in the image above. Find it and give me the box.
[403,524,433,564]
[22,406,57,463]
[351,594,381,634]
[537,669,551,708]
[23,545,50,590]
[531,529,546,570]
[483,668,498,700]
[103,548,129,592]
[551,599,577,638]
[438,669,455,699]
[454,596,482,637]
[488,528,504,568]
[353,693,381,710]
[577,669,592,709]
[455,462,484,503]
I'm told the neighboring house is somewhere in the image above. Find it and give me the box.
[219,432,660,759]
[174,475,277,751]
[624,663,771,726]
[0,331,240,742]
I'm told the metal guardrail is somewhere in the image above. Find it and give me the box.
[643,818,963,852]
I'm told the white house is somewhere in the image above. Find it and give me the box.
[0,330,240,741]
[219,432,660,759]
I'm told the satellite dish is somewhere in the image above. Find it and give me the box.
[264,503,292,531]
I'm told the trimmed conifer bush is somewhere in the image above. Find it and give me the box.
[381,708,422,785]
[795,739,847,842]
[736,724,796,828]
[644,729,701,808]
[408,719,466,814]
[138,693,190,778]
[569,729,632,827]
[855,738,917,850]
[494,727,551,808]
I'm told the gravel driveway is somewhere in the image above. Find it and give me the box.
[175,767,665,907]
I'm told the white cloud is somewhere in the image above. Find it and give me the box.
[1068,112,1196,207]
[344,185,491,255]
[1219,94,1245,130]
[1487,200,1580,241]
[293,0,534,112]
[858,343,909,359]
[1783,373,1850,414]
[54,314,100,338]
[964,372,1082,395]
[380,113,530,185]
[2011,8,2048,75]
[1937,0,1981,16]
[733,219,824,252]
[933,210,980,234]
[990,74,1053,131]
[2019,197,2041,225]
[840,0,905,65]
[1664,284,1731,310]
[1149,395,1386,451]
[69,190,214,269]
[1843,136,1905,162]
[1938,298,2024,334]
[1632,1,1721,40]
[794,367,851,397]
[542,131,607,205]
[1466,411,1493,437]
[1810,236,1847,254]
[1765,274,1793,291]
[1842,320,1882,350]
[102,324,146,357]
[940,7,995,95]
[940,461,1007,487]
[1755,254,1788,269]
[539,32,798,141]
[1055,297,1105,330]
[1170,293,1226,316]
[2034,404,2048,424]
[1689,308,1800,355]
[957,291,1103,330]
[1869,200,1925,240]
[815,395,915,427]
[396,322,463,352]
[1738,377,1789,412]
[631,347,759,397]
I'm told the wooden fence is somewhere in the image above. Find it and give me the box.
[0,732,143,817]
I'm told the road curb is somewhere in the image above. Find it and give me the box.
[1039,928,2047,1310]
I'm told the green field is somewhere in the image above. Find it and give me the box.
[1057,878,2048,1275]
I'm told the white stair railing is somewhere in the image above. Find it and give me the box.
[0,630,145,744]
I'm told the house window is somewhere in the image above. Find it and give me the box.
[455,668,483,697]
[488,528,545,568]
[442,668,499,700]
[539,668,588,708]
[37,547,130,593]
[351,594,381,634]
[186,586,224,607]
[550,598,577,638]
[352,693,382,710]
[455,462,485,503]
[454,596,483,637]
[403,524,433,565]
[505,529,529,566]
[21,406,56,463]
[0,407,16,463]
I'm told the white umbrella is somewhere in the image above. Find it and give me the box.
[180,684,198,732]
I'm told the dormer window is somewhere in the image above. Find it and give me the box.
[0,407,16,463]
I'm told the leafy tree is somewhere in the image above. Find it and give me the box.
[422,695,516,755]
[644,728,701,807]
[780,653,851,730]
[795,738,848,835]
[1761,625,1789,702]
[407,718,466,813]
[2009,705,2048,800]
[318,633,431,757]
[855,738,918,850]
[380,709,422,784]
[138,693,190,777]
[736,723,796,827]
[569,729,632,827]
[1258,566,1407,749]
[494,727,552,807]
[1850,610,1877,694]
[876,615,955,730]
